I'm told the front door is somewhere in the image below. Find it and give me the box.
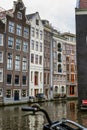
[14,90,19,100]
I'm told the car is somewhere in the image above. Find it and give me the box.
[35,93,46,100]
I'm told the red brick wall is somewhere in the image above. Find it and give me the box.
[80,0,87,8]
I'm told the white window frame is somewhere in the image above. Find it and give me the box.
[0,34,3,46]
[0,51,3,63]
[0,68,3,82]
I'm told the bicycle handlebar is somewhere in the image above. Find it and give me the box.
[22,103,53,126]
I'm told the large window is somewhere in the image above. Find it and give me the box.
[16,24,22,36]
[22,76,26,85]
[0,34,3,46]
[16,39,21,50]
[31,40,34,50]
[36,42,38,51]
[31,27,35,37]
[31,54,34,63]
[70,86,74,95]
[15,75,19,85]
[0,52,3,63]
[6,90,11,98]
[58,53,62,62]
[0,68,3,82]
[39,56,42,65]
[15,55,20,70]
[8,21,14,33]
[0,89,3,97]
[40,43,42,52]
[8,36,14,48]
[7,74,12,84]
[71,74,75,82]
[58,64,62,73]
[40,31,43,40]
[34,72,38,85]
[22,90,26,97]
[36,29,39,39]
[17,11,22,19]
[35,55,38,64]
[24,27,29,38]
[7,53,13,70]
[22,57,27,71]
[23,41,28,52]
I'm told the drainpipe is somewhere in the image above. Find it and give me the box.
[50,29,53,99]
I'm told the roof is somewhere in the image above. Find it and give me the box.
[26,12,37,20]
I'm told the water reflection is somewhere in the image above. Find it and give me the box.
[0,100,87,130]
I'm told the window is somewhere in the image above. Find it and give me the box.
[0,89,3,97]
[8,21,14,33]
[36,19,39,25]
[71,74,75,82]
[35,55,38,64]
[22,90,26,97]
[40,30,43,40]
[55,86,58,92]
[34,72,38,85]
[24,27,29,38]
[71,64,74,72]
[16,24,22,36]
[16,39,21,50]
[67,64,69,71]
[58,43,62,52]
[22,76,26,85]
[0,68,3,82]
[22,57,27,71]
[0,34,3,46]
[36,29,39,38]
[23,41,28,52]
[58,53,62,62]
[47,73,49,84]
[70,86,74,95]
[15,55,20,70]
[7,53,13,70]
[58,64,62,73]
[7,74,12,84]
[31,40,34,50]
[61,86,64,93]
[8,36,14,48]
[31,54,34,63]
[40,43,42,52]
[31,71,33,82]
[0,52,3,63]
[40,72,42,82]
[31,27,35,37]
[39,56,42,65]
[36,42,38,51]
[44,73,46,84]
[66,56,70,61]
[6,90,11,98]
[17,11,22,19]
[15,75,19,85]
[67,74,70,81]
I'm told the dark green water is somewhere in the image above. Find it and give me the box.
[0,100,87,130]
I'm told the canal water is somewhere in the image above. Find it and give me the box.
[0,100,87,130]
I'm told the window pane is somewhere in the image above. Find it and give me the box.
[8,36,14,48]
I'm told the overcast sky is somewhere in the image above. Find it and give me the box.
[0,0,77,34]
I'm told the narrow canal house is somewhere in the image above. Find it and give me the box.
[62,33,77,99]
[75,0,87,107]
[0,15,5,105]
[42,20,52,99]
[52,30,66,98]
[26,12,44,97]
[0,0,30,105]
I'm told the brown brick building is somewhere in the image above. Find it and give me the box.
[0,0,30,105]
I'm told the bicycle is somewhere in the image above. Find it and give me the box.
[22,104,87,130]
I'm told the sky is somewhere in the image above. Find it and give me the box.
[0,0,77,34]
